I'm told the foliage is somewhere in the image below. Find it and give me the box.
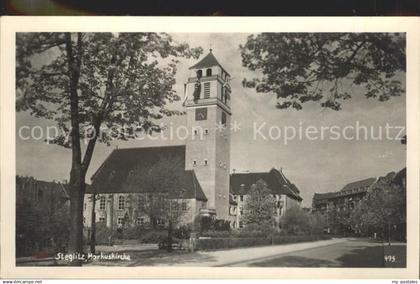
[16,195,70,257]
[173,225,192,239]
[280,206,321,235]
[351,174,406,239]
[240,222,275,237]
[242,179,276,227]
[199,216,231,232]
[240,33,405,110]
[199,216,214,232]
[326,206,352,235]
[16,33,202,143]
[214,219,231,231]
[94,222,115,245]
[308,211,327,235]
[139,230,169,243]
[16,32,202,254]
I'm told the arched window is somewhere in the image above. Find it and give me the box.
[196,70,202,79]
[118,196,125,210]
[206,68,212,76]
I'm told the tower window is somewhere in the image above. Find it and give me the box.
[193,160,197,167]
[204,159,208,166]
[138,195,145,210]
[118,196,125,210]
[221,111,227,125]
[182,201,188,211]
[203,82,210,98]
[204,129,209,135]
[224,90,228,104]
[206,68,212,76]
[99,196,106,210]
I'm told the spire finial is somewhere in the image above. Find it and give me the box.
[209,44,212,53]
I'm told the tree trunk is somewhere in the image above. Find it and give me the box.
[67,169,86,263]
[65,32,85,265]
[90,190,97,254]
[167,219,173,252]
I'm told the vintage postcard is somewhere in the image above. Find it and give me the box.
[0,17,419,279]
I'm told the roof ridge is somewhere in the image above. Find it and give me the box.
[231,171,270,175]
[189,51,230,76]
[272,169,300,200]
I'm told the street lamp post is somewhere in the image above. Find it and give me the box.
[384,208,392,246]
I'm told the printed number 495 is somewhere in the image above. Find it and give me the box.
[384,255,396,262]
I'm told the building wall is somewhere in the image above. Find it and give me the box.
[185,65,231,220]
[214,105,231,219]
[185,105,218,210]
[83,193,204,229]
[229,193,298,229]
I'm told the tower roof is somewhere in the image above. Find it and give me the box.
[189,50,230,76]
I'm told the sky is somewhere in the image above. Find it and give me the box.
[16,33,406,206]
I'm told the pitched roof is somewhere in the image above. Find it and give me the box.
[189,51,230,76]
[16,176,70,201]
[312,192,336,201]
[230,168,302,201]
[340,177,377,192]
[312,177,377,203]
[89,145,207,201]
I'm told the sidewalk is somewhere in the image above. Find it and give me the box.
[96,243,158,252]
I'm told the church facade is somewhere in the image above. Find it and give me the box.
[83,51,302,230]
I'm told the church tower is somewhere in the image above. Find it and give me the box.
[184,50,232,220]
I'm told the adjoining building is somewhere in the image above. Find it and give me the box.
[312,168,406,235]
[229,168,302,229]
[16,176,71,256]
[83,50,303,230]
[16,176,70,213]
[312,177,377,215]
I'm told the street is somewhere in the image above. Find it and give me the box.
[18,238,406,267]
[85,238,406,267]
[244,239,406,267]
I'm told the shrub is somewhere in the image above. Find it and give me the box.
[139,230,168,243]
[214,219,231,231]
[123,225,144,240]
[95,223,114,245]
[173,225,192,239]
[199,217,231,232]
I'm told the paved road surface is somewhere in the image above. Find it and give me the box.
[123,238,405,267]
[242,239,406,267]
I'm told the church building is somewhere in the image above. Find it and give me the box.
[83,50,302,230]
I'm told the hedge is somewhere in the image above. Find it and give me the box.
[195,235,331,251]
